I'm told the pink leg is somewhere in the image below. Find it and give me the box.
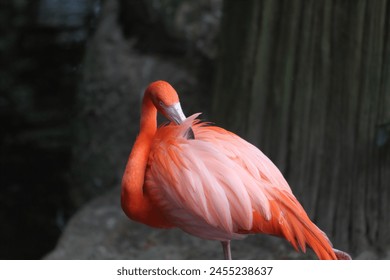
[221,241,232,260]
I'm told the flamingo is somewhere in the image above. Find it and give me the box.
[121,80,351,260]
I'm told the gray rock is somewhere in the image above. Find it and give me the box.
[355,250,379,260]
[119,0,222,58]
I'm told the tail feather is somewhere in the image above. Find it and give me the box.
[248,189,338,260]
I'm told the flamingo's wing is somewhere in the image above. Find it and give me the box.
[145,114,290,237]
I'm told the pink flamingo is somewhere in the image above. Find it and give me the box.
[121,80,351,260]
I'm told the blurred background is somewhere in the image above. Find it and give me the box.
[1,0,389,260]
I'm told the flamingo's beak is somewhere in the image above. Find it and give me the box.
[164,102,186,125]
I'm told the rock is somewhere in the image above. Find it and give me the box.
[46,187,319,260]
[355,250,379,260]
[118,0,222,58]
[385,250,390,260]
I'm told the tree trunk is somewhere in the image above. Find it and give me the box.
[213,0,390,256]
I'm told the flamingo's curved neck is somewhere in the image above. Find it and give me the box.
[121,92,173,228]
[121,93,156,220]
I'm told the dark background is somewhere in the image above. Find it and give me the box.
[1,0,389,259]
[1,0,96,259]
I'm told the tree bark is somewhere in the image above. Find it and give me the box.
[213,0,390,256]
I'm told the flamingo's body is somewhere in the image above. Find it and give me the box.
[121,81,351,260]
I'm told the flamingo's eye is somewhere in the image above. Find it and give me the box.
[159,101,164,107]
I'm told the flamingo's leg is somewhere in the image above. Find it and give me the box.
[221,241,232,260]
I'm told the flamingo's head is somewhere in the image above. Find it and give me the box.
[145,80,186,124]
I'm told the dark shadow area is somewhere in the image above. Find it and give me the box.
[0,0,100,259]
